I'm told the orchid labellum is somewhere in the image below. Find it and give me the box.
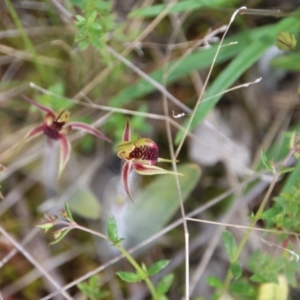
[117,119,183,201]
[22,95,111,177]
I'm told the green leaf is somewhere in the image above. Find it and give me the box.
[117,271,143,283]
[64,202,74,223]
[107,215,120,244]
[156,273,174,295]
[120,164,201,249]
[129,0,233,17]
[50,228,72,245]
[285,258,299,287]
[206,276,223,289]
[278,166,295,174]
[229,280,256,296]
[261,150,274,172]
[175,13,300,144]
[251,273,278,284]
[281,161,300,193]
[222,230,237,262]
[148,260,170,277]
[141,262,148,273]
[77,275,110,299]
[68,186,101,220]
[230,262,242,279]
[271,52,300,70]
[261,206,282,221]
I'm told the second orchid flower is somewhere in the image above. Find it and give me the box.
[117,119,184,201]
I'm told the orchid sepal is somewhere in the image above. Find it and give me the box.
[122,160,133,202]
[123,119,131,142]
[67,122,112,143]
[58,135,71,179]
[133,162,184,176]
[25,124,44,140]
[22,94,56,117]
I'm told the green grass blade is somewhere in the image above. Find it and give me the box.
[129,0,234,18]
[175,12,300,143]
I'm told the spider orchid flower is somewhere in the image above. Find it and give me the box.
[22,95,111,177]
[116,119,183,201]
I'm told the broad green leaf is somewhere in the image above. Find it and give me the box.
[251,273,278,284]
[121,164,201,248]
[156,273,174,295]
[271,52,300,70]
[175,13,300,143]
[117,271,143,283]
[206,276,223,289]
[129,0,234,18]
[279,151,300,195]
[68,186,101,219]
[276,32,297,50]
[148,260,170,276]
[230,262,242,279]
[110,24,287,109]
[175,37,273,144]
[222,230,237,261]
[261,206,282,221]
[107,215,119,244]
[278,166,295,174]
[229,280,256,297]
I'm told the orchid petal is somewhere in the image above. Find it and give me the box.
[25,124,44,140]
[122,160,133,201]
[123,119,131,142]
[22,95,56,117]
[66,122,112,143]
[58,135,71,178]
[133,162,184,176]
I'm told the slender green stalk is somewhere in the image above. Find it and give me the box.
[116,244,159,300]
[220,175,279,297]
[71,223,159,299]
[4,0,49,83]
[219,148,295,298]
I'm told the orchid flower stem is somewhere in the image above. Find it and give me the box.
[219,148,295,299]
[70,223,108,241]
[116,244,159,300]
[68,222,158,299]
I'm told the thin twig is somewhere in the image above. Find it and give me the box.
[0,225,73,300]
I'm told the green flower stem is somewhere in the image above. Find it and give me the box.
[71,223,108,241]
[70,223,158,299]
[219,148,295,299]
[116,244,159,300]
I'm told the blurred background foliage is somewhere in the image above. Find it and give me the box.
[0,0,300,299]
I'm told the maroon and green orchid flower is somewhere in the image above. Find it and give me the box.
[117,119,183,201]
[22,95,111,177]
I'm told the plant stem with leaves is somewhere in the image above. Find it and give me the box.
[39,204,162,300]
[219,146,296,299]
